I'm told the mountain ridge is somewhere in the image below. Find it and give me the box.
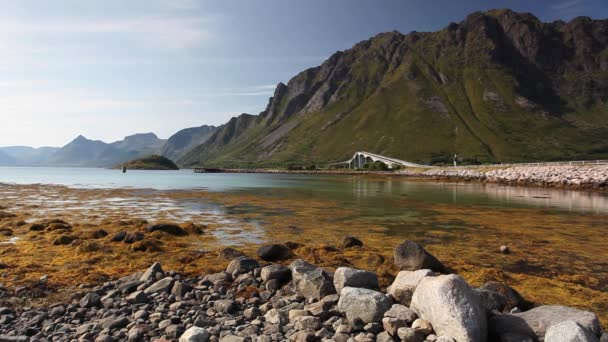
[179,9,608,167]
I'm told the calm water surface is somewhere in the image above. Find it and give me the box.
[0,166,607,214]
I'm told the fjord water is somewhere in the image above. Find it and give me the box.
[0,166,607,214]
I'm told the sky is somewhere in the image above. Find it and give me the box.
[0,0,606,147]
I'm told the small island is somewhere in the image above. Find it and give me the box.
[116,155,179,170]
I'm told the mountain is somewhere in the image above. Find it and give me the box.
[110,133,166,155]
[0,150,17,166]
[180,9,608,167]
[0,146,60,166]
[48,133,166,167]
[161,125,218,161]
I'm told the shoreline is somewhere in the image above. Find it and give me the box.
[201,164,608,191]
[0,181,607,338]
[0,240,604,341]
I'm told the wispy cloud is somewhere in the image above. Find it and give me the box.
[551,0,584,11]
[0,16,212,50]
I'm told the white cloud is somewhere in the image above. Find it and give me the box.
[551,0,584,11]
[0,16,212,50]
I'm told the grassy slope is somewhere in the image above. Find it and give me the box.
[118,155,179,170]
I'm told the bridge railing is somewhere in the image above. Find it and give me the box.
[453,160,608,169]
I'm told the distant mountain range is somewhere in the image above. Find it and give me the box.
[0,128,218,167]
[1,9,607,168]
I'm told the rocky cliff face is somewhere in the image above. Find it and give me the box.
[161,125,218,161]
[181,9,608,167]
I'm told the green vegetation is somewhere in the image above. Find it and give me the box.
[117,155,179,170]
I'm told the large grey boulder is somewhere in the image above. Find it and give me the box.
[337,287,392,326]
[410,274,486,342]
[333,267,379,293]
[388,269,435,305]
[489,305,601,341]
[226,257,260,276]
[289,259,335,300]
[140,262,164,282]
[545,321,599,342]
[144,277,174,294]
[260,264,291,283]
[179,326,210,342]
[394,240,445,272]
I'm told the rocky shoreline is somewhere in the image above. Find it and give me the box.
[212,165,608,191]
[0,239,604,342]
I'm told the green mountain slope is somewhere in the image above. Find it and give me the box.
[181,9,608,167]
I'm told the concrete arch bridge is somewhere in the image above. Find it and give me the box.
[339,151,430,169]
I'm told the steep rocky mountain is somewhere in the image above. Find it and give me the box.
[0,146,60,166]
[161,125,218,161]
[48,134,166,168]
[181,9,608,167]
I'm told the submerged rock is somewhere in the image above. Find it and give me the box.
[394,240,445,272]
[257,244,292,261]
[341,236,363,248]
[146,223,187,236]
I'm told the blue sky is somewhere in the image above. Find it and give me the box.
[0,0,606,147]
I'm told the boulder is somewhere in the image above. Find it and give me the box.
[90,229,108,239]
[382,304,418,336]
[479,281,526,312]
[333,267,379,293]
[126,290,150,304]
[218,248,246,260]
[111,231,127,242]
[260,264,291,283]
[146,223,187,236]
[397,328,425,342]
[342,236,363,248]
[79,293,101,308]
[394,240,445,272]
[140,262,164,282]
[489,305,601,341]
[226,257,260,276]
[214,299,236,314]
[545,321,599,342]
[53,235,75,245]
[388,269,435,305]
[337,287,392,326]
[289,259,336,300]
[144,277,174,294]
[257,244,292,261]
[179,326,210,342]
[410,274,486,342]
[124,232,144,244]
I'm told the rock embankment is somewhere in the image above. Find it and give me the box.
[0,240,605,342]
[400,165,608,190]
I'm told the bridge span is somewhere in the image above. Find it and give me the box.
[339,151,430,169]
